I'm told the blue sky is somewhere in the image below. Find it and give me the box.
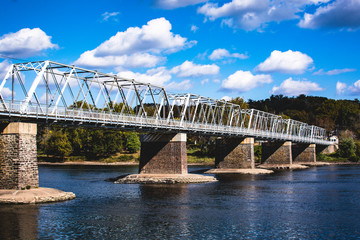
[0,0,360,101]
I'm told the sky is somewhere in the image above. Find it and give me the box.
[0,0,360,101]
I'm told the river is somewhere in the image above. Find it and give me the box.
[1,165,360,239]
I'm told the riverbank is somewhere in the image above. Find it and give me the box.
[38,160,360,166]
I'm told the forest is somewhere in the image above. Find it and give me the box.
[37,95,360,162]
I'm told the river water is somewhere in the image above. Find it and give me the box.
[1,165,360,239]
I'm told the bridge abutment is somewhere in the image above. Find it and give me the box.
[0,122,38,190]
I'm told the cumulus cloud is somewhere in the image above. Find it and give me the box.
[271,78,324,96]
[201,78,209,85]
[0,60,11,79]
[313,68,356,75]
[191,25,199,32]
[256,50,313,74]
[117,67,171,86]
[221,96,232,101]
[0,87,12,98]
[155,0,207,9]
[171,60,219,77]
[336,81,347,95]
[299,0,360,30]
[337,80,360,95]
[0,28,58,58]
[209,48,248,61]
[74,18,196,69]
[197,0,333,31]
[102,12,119,21]
[221,70,272,92]
[167,79,192,90]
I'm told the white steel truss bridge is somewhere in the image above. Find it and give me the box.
[0,61,331,145]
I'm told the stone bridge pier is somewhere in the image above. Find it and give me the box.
[292,143,316,163]
[260,141,307,170]
[0,122,38,190]
[116,133,217,183]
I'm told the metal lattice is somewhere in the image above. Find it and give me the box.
[0,60,331,145]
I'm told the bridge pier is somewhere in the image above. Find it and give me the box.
[116,133,217,183]
[205,137,272,174]
[292,143,316,163]
[139,133,187,174]
[260,141,307,170]
[0,122,38,190]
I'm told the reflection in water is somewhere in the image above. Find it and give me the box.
[2,165,360,239]
[0,205,39,240]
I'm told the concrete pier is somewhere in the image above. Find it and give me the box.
[0,122,38,190]
[139,133,188,174]
[215,137,255,169]
[205,137,273,174]
[292,143,316,163]
[117,133,217,183]
[260,141,307,170]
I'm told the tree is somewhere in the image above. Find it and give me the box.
[338,138,357,161]
[44,130,72,158]
[126,132,140,153]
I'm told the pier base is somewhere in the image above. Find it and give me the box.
[117,133,216,183]
[0,122,38,190]
[205,137,273,174]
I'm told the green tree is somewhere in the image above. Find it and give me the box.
[126,132,140,153]
[44,130,72,158]
[338,138,357,161]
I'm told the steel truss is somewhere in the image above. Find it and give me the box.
[0,60,331,145]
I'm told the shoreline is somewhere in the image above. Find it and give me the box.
[38,161,360,166]
[38,161,213,166]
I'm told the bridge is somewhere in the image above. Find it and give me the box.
[0,60,334,187]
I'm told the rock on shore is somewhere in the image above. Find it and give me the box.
[0,187,76,204]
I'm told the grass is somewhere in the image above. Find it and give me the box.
[317,152,352,163]
[187,148,214,164]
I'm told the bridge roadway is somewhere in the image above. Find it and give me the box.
[0,60,334,188]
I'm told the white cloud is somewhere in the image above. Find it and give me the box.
[0,87,12,98]
[197,0,332,31]
[271,78,324,96]
[191,25,199,32]
[167,80,192,90]
[0,28,58,58]
[0,60,11,79]
[201,78,209,85]
[336,81,347,95]
[171,60,219,77]
[102,12,120,21]
[74,18,196,69]
[337,80,360,95]
[221,96,232,101]
[155,0,207,9]
[221,70,272,92]
[209,48,248,61]
[256,50,313,74]
[117,67,171,86]
[299,0,360,30]
[313,68,356,75]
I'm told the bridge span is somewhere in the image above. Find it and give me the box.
[0,61,334,187]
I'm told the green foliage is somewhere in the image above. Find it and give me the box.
[125,132,141,153]
[254,145,262,163]
[43,130,72,158]
[338,138,359,162]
